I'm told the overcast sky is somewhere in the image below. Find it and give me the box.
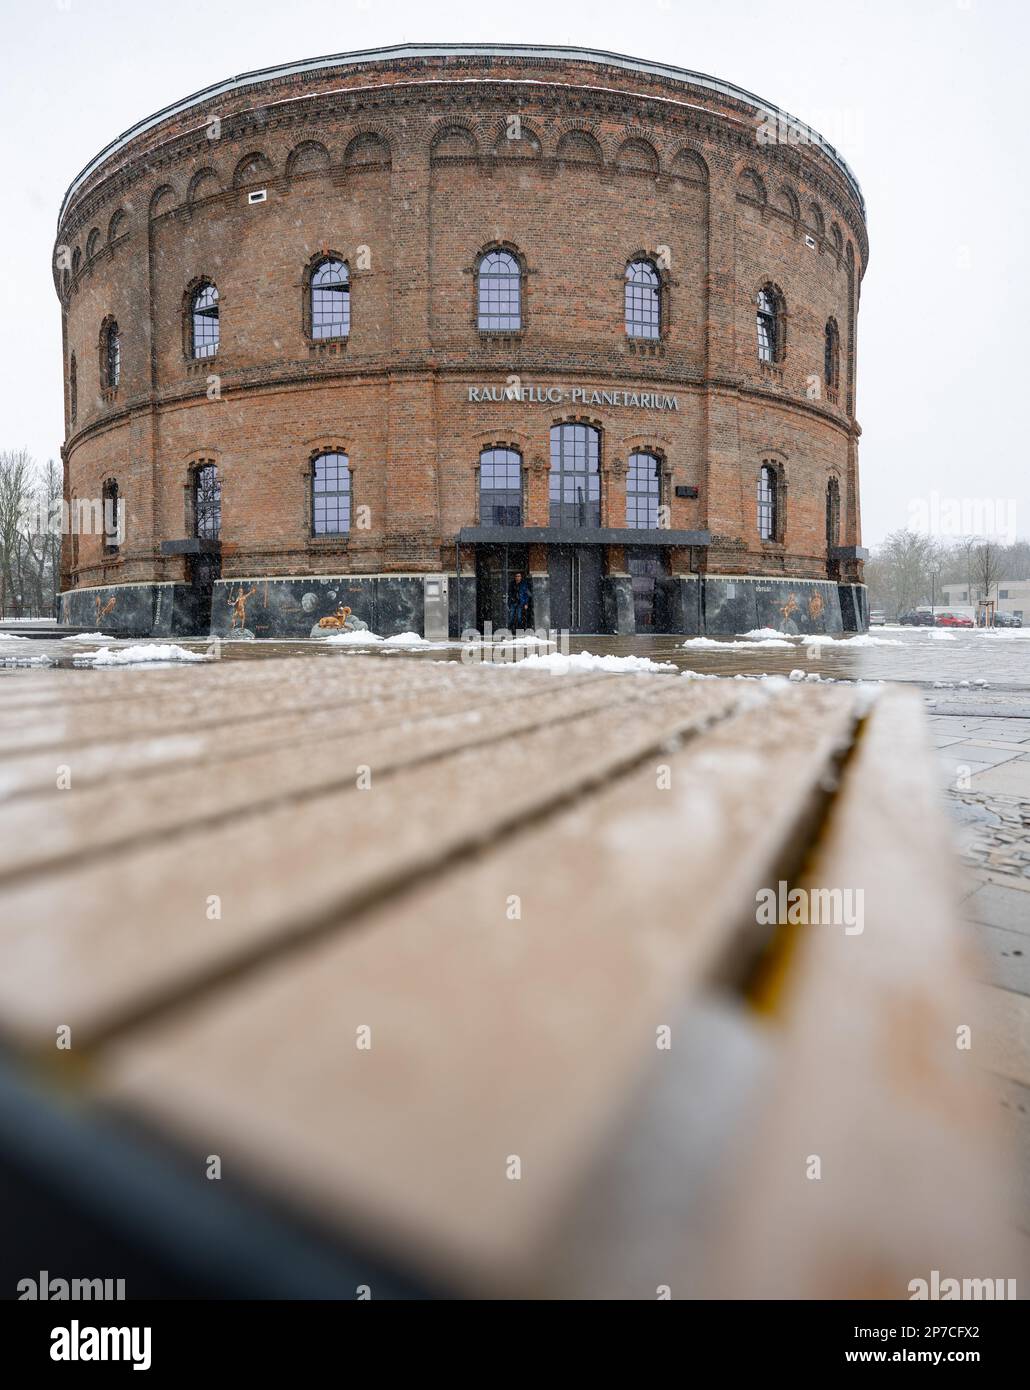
[3,0,1026,546]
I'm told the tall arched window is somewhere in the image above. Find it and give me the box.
[824,318,840,391]
[101,319,120,388]
[310,258,350,339]
[626,452,661,528]
[69,353,77,424]
[479,448,522,527]
[757,286,784,363]
[826,477,841,554]
[102,477,120,553]
[477,250,521,332]
[625,259,661,338]
[190,282,219,358]
[311,452,350,537]
[193,463,221,540]
[550,424,600,528]
[758,463,779,541]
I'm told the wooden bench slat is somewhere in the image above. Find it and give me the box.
[93,683,858,1288]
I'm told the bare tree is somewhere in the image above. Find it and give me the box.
[0,448,33,618]
[971,541,1001,610]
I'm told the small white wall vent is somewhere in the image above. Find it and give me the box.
[248,189,267,205]
[804,233,817,248]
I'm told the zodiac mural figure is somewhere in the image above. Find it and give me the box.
[228,586,256,631]
[94,594,116,621]
[317,604,353,630]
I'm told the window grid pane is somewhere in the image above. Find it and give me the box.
[757,289,777,362]
[194,464,221,540]
[192,285,219,358]
[626,452,660,529]
[311,258,351,339]
[477,251,521,332]
[106,325,120,386]
[758,465,777,540]
[625,260,660,338]
[312,452,351,536]
[479,448,522,526]
[549,424,600,528]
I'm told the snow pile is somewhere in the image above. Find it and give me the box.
[682,635,792,649]
[61,632,115,642]
[382,632,429,646]
[740,628,789,640]
[320,629,385,645]
[88,644,209,666]
[0,633,32,643]
[512,650,677,674]
[927,630,956,641]
[1,654,52,666]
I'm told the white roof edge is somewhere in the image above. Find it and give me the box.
[57,43,865,226]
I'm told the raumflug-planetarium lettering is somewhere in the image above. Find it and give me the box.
[468,385,679,410]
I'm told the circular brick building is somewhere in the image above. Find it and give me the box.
[54,43,869,640]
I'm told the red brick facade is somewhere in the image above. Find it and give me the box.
[54,45,868,635]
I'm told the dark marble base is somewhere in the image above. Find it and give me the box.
[60,573,868,639]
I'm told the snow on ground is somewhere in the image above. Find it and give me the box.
[511,650,677,674]
[85,644,209,666]
[319,629,385,645]
[61,632,116,642]
[799,633,903,647]
[682,635,793,649]
[926,630,957,641]
[740,628,789,640]
[383,632,430,646]
[0,633,33,643]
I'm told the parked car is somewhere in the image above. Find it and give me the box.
[993,612,1023,628]
[869,610,887,626]
[899,610,936,626]
[936,613,974,628]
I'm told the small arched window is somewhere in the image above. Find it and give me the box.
[479,449,522,527]
[310,258,350,339]
[758,463,779,541]
[101,319,120,389]
[311,452,350,536]
[826,477,841,554]
[477,250,521,333]
[625,259,661,339]
[193,463,221,540]
[757,286,784,363]
[626,452,661,528]
[69,353,77,424]
[102,477,120,553]
[190,282,219,358]
[824,318,840,391]
[550,423,601,528]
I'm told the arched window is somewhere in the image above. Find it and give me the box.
[757,286,784,363]
[311,452,350,536]
[626,452,661,528]
[101,319,120,388]
[310,258,350,339]
[193,463,221,540]
[190,282,219,358]
[550,424,600,528]
[477,250,521,332]
[758,463,779,541]
[824,318,840,391]
[826,477,841,554]
[479,448,522,527]
[102,477,120,553]
[69,354,77,424]
[625,259,661,338]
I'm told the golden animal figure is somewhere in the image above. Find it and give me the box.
[317,604,353,630]
[94,595,116,620]
[228,586,256,630]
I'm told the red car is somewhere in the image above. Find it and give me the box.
[936,613,974,628]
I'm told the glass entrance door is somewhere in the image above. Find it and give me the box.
[548,546,603,633]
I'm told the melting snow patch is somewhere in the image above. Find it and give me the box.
[88,644,209,666]
[320,629,385,645]
[512,651,676,674]
[682,635,793,649]
[0,633,33,643]
[61,632,115,642]
[382,632,429,646]
[740,628,790,640]
[800,634,902,647]
[927,630,956,641]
